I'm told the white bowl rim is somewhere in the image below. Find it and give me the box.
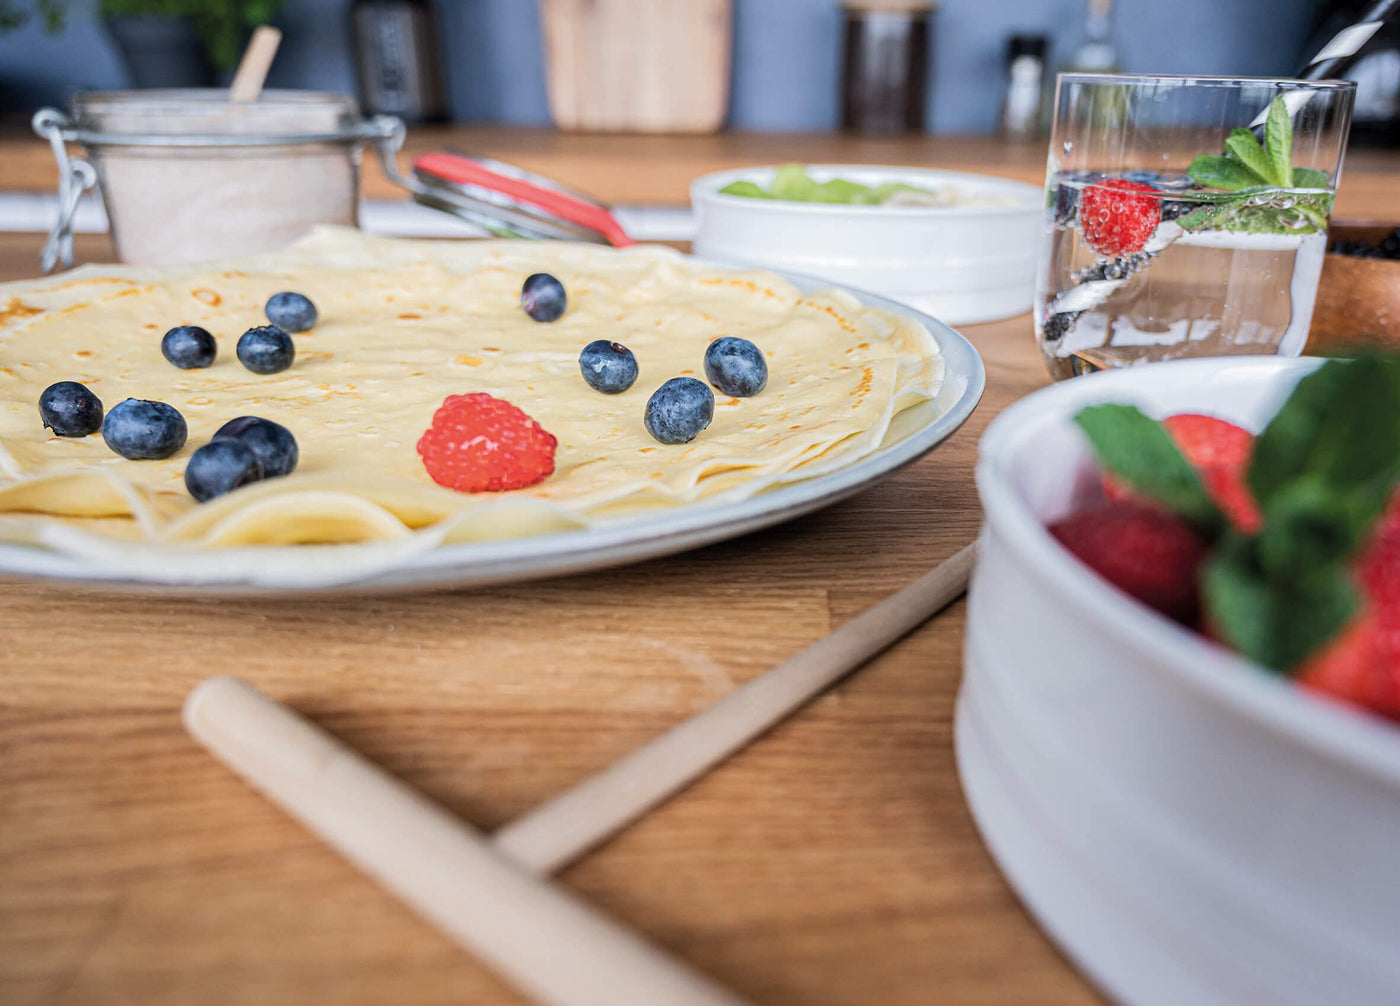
[976,356,1400,786]
[690,164,1044,219]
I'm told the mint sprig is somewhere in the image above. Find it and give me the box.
[1073,404,1226,537]
[1072,357,1400,673]
[1265,97,1294,187]
[1202,533,1359,672]
[1182,95,1334,237]
[1206,355,1400,670]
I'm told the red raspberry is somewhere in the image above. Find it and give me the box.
[1049,499,1208,624]
[1079,179,1162,258]
[417,393,557,492]
[1104,413,1262,533]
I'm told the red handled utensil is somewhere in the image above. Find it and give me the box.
[413,151,634,247]
[365,117,636,245]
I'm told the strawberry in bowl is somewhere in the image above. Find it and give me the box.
[959,355,1400,1006]
[1055,358,1400,722]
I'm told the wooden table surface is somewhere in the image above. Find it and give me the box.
[0,228,1104,1006]
[4,125,1400,218]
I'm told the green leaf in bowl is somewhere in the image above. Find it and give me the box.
[768,163,823,201]
[718,180,774,199]
[810,178,877,204]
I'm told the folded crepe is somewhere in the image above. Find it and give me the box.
[0,228,944,570]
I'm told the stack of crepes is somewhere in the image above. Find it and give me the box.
[0,228,944,577]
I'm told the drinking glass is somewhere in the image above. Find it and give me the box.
[1036,73,1355,380]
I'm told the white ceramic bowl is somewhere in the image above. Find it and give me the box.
[959,357,1400,1006]
[690,165,1042,325]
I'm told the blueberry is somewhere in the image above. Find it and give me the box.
[1159,199,1195,223]
[212,415,299,478]
[1122,169,1163,186]
[1051,183,1080,228]
[644,377,714,444]
[265,291,318,332]
[579,340,638,394]
[1062,170,1106,185]
[184,439,264,502]
[522,273,567,322]
[703,337,768,397]
[236,325,295,374]
[102,398,187,459]
[161,324,217,369]
[39,381,103,437]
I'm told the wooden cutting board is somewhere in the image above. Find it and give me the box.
[540,0,732,134]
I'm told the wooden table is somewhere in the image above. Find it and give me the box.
[4,125,1400,219]
[0,227,1084,1006]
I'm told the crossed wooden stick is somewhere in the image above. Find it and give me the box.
[184,544,974,1006]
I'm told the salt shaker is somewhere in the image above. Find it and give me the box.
[999,34,1047,140]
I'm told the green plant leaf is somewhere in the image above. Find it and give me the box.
[1073,404,1225,536]
[1265,95,1295,188]
[1247,357,1400,527]
[1292,167,1331,189]
[1203,533,1359,672]
[1175,203,1232,232]
[1253,477,1382,576]
[1223,128,1275,186]
[1187,155,1261,192]
[1295,190,1334,228]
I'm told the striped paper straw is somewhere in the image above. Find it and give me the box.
[1251,0,1400,126]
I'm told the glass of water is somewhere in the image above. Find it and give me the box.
[1036,73,1355,380]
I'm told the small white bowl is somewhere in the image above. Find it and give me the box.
[959,357,1400,1006]
[690,165,1042,326]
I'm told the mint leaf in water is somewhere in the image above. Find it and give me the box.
[1265,95,1295,188]
[1292,167,1331,189]
[1178,194,1330,237]
[1182,95,1333,237]
[1187,155,1261,191]
[1074,404,1225,536]
[1223,128,1275,186]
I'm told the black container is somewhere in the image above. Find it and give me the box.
[351,0,446,123]
[105,17,216,90]
[840,2,934,135]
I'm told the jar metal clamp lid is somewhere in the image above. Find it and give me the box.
[32,101,631,273]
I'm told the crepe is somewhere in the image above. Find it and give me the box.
[0,228,943,574]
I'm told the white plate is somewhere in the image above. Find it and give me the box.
[691,165,1043,325]
[959,357,1400,1006]
[0,271,985,596]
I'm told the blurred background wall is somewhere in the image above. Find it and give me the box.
[0,0,1320,132]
